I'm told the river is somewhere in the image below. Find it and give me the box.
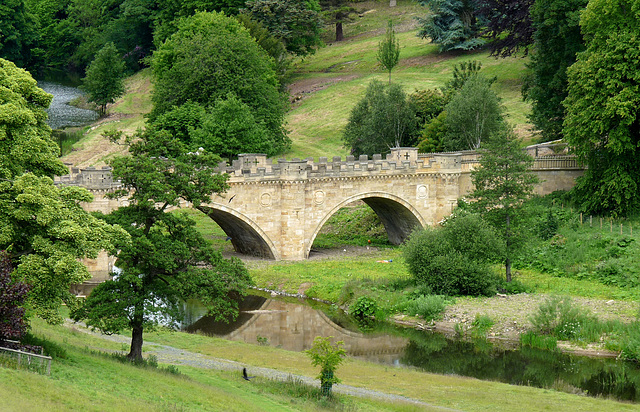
[184,293,640,402]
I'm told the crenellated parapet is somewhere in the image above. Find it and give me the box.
[219,148,465,182]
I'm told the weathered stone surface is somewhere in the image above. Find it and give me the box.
[56,147,583,289]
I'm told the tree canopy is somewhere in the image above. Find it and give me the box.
[243,0,322,57]
[444,75,504,151]
[417,0,485,52]
[150,11,289,156]
[523,0,587,142]
[82,42,126,116]
[0,58,127,324]
[562,0,640,217]
[72,128,252,361]
[343,81,418,157]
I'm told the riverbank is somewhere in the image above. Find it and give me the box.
[246,247,639,358]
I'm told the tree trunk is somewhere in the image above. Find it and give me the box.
[335,22,343,41]
[505,212,512,282]
[127,303,144,361]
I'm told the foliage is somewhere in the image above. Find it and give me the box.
[243,0,323,57]
[235,13,291,86]
[470,314,494,339]
[562,0,640,217]
[0,251,29,341]
[471,128,538,281]
[0,0,39,69]
[0,59,126,324]
[479,0,534,57]
[342,80,418,157]
[377,20,400,84]
[409,88,449,125]
[150,11,289,156]
[191,94,275,161]
[443,75,504,150]
[523,0,587,141]
[81,42,126,116]
[403,294,447,321]
[520,331,557,350]
[443,60,491,94]
[305,336,346,396]
[418,111,448,153]
[72,128,252,361]
[416,0,485,52]
[350,295,378,325]
[403,214,503,296]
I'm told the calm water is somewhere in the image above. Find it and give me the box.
[38,81,98,130]
[185,294,640,402]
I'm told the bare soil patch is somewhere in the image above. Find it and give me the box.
[288,74,360,105]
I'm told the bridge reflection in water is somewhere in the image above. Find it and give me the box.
[183,295,408,364]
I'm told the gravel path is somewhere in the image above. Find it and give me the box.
[66,321,457,411]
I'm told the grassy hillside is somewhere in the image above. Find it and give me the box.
[2,313,638,411]
[61,0,531,167]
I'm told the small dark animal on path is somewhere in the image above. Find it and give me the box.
[242,367,255,381]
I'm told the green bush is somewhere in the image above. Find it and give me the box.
[403,214,502,296]
[350,296,378,322]
[404,295,447,321]
[529,296,595,340]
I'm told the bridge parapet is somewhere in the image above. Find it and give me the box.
[220,148,469,181]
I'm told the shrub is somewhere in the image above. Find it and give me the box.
[350,296,378,325]
[529,296,595,339]
[470,314,494,339]
[305,337,346,396]
[404,295,447,321]
[403,215,502,297]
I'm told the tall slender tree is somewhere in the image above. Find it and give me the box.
[471,129,538,282]
[377,20,400,84]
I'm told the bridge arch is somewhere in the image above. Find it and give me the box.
[306,192,426,259]
[198,204,279,260]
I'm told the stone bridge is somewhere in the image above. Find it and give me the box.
[59,146,583,276]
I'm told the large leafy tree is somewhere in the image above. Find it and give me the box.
[417,0,485,52]
[0,0,39,69]
[243,0,323,57]
[443,75,504,151]
[0,58,126,324]
[82,42,126,116]
[479,0,534,57]
[343,81,418,157]
[471,129,538,282]
[523,0,587,142]
[72,129,252,361]
[151,11,289,156]
[562,0,640,217]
